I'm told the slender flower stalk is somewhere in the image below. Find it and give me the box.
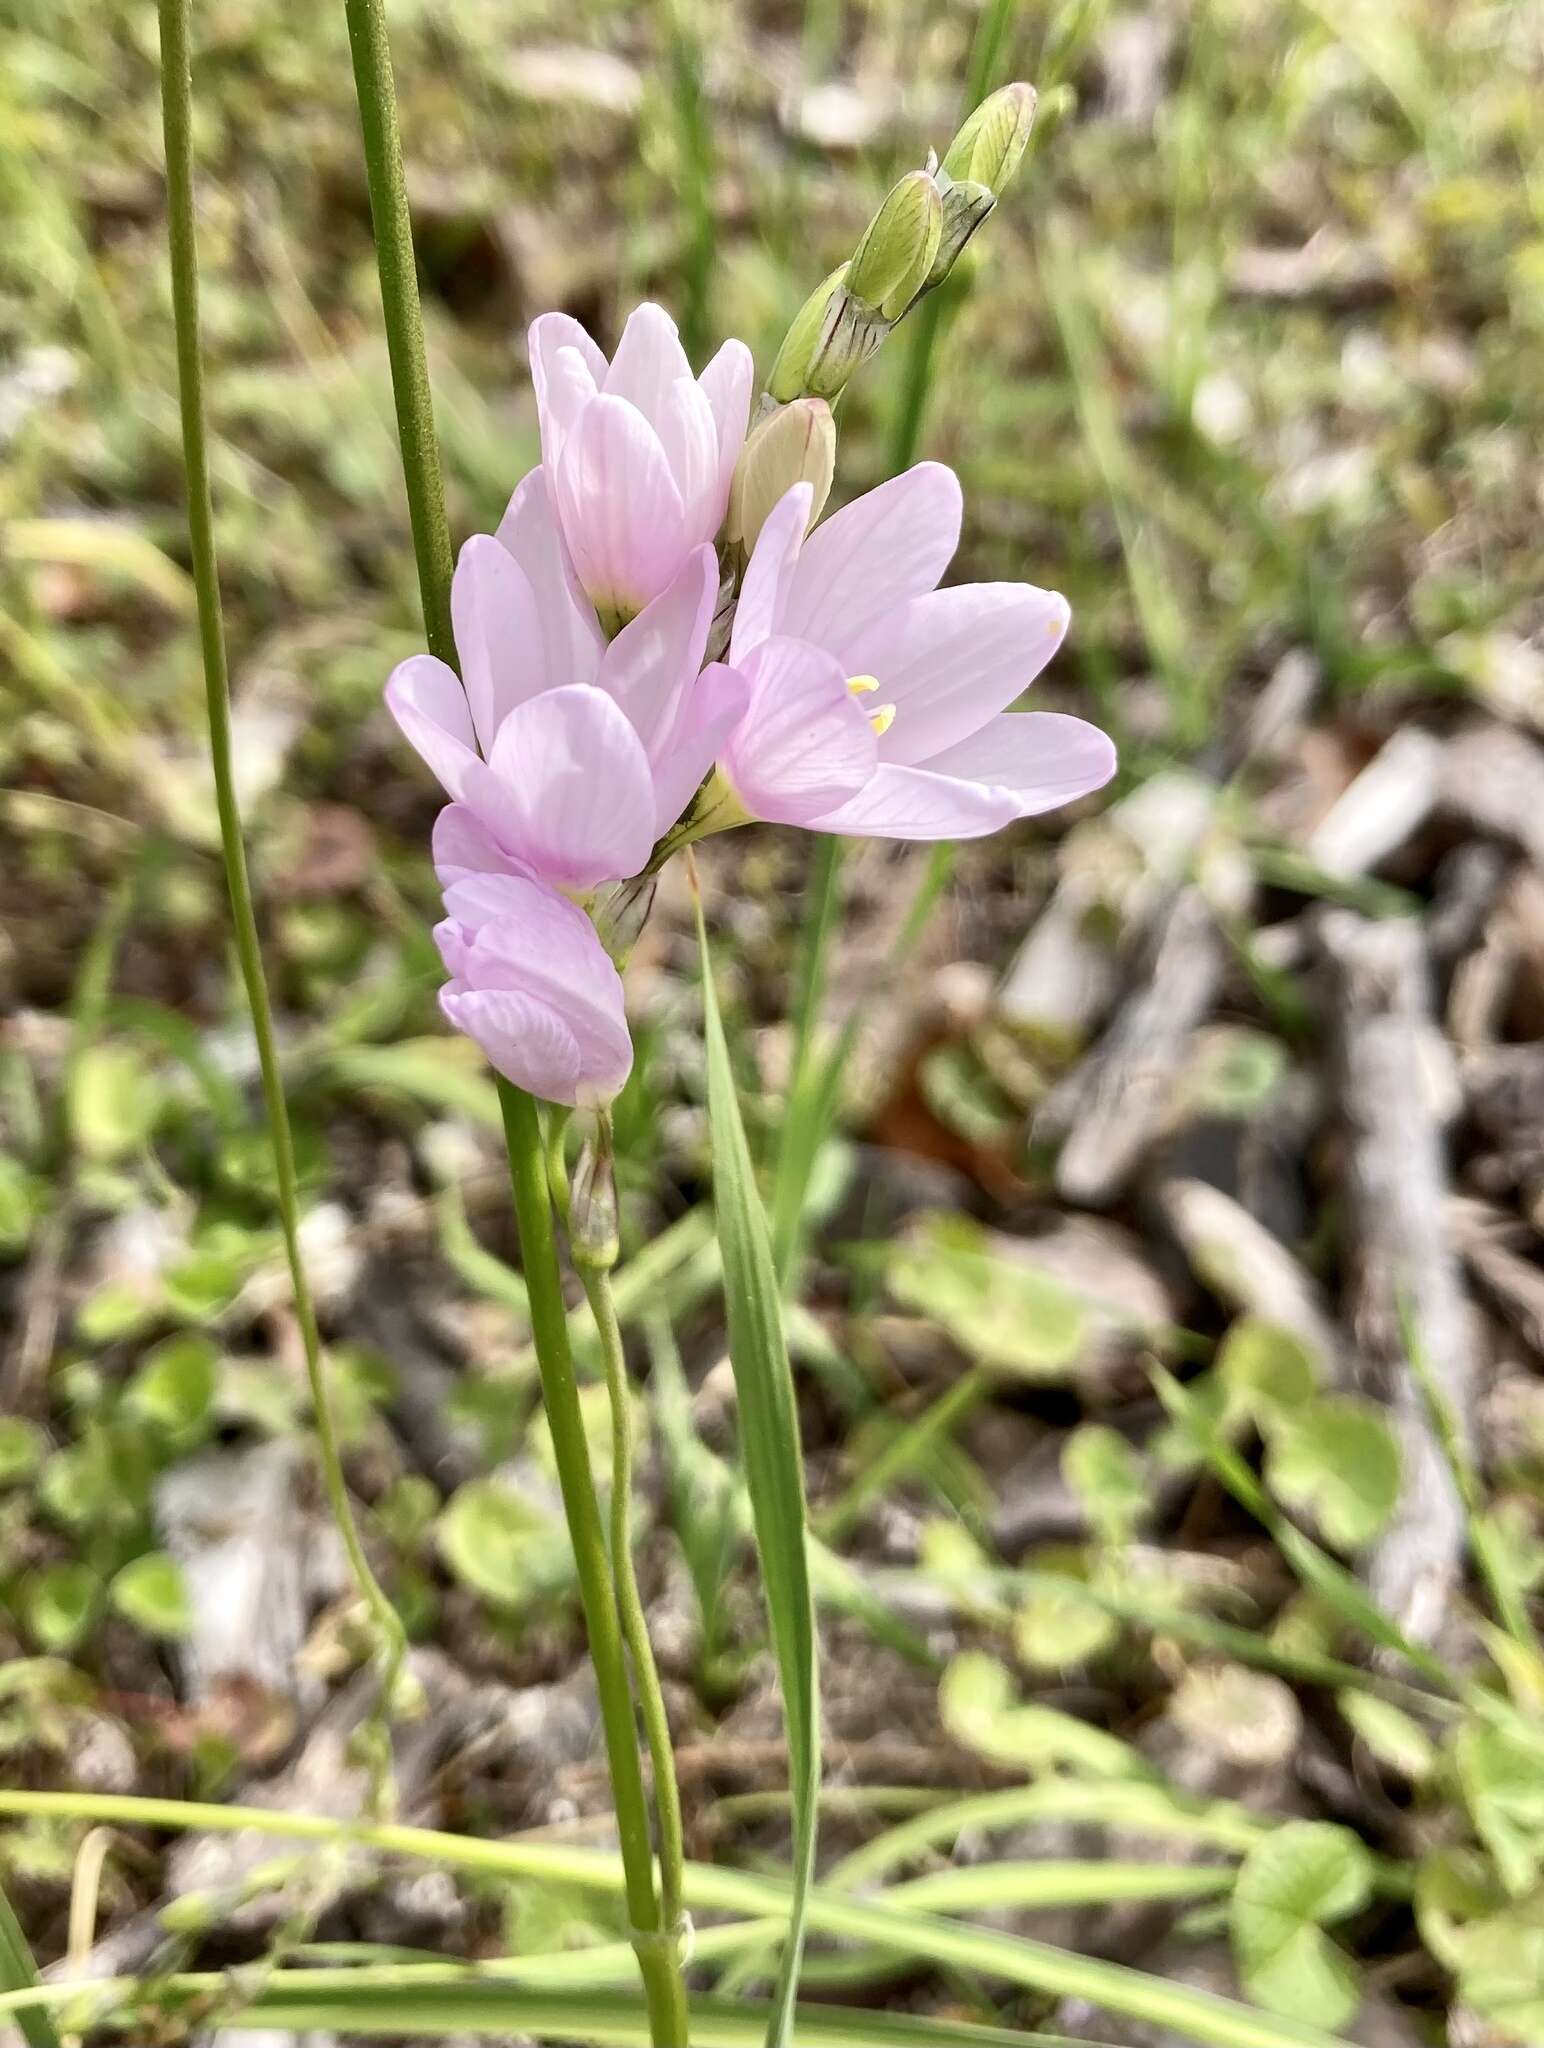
[500,1083,688,2045]
[552,1132,689,1945]
[338,6,688,2035]
[158,0,407,1813]
[341,0,454,667]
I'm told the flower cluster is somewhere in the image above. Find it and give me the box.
[387,106,1115,1107]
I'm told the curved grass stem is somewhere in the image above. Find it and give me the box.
[158,0,406,1816]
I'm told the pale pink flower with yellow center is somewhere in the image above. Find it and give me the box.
[529,303,754,630]
[717,465,1116,839]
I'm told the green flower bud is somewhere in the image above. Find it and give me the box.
[941,81,1037,196]
[726,397,836,558]
[927,177,996,287]
[768,263,849,403]
[847,169,944,321]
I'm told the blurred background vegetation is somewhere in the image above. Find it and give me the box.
[3,0,1544,2041]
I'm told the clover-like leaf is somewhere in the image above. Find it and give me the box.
[1265,1394,1400,1551]
[110,1552,193,1639]
[1230,1820,1371,2028]
[887,1217,1086,1381]
[1217,1318,1320,1431]
[1062,1425,1149,1545]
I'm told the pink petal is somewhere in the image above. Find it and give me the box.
[810,762,1021,840]
[698,339,755,510]
[603,303,694,419]
[432,802,526,888]
[455,885,632,1098]
[385,654,477,799]
[655,376,723,540]
[921,711,1117,812]
[451,535,546,752]
[463,682,657,888]
[648,660,749,837]
[597,545,718,756]
[553,394,689,619]
[781,462,962,661]
[441,986,584,1105]
[718,636,878,826]
[494,469,605,690]
[730,483,812,663]
[844,583,1071,767]
[528,313,607,463]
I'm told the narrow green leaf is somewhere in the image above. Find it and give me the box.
[697,892,820,2048]
[0,1881,62,2048]
[0,1976,1092,2048]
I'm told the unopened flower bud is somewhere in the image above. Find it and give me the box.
[928,178,996,287]
[768,263,849,403]
[847,169,944,322]
[941,82,1037,196]
[726,398,836,557]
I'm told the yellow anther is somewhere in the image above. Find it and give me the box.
[847,674,880,696]
[869,703,896,737]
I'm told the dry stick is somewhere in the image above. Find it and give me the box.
[157,0,406,1816]
[1319,910,1477,1649]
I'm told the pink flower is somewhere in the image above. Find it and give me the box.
[722,466,1116,839]
[434,861,633,1107]
[528,304,754,629]
[386,473,744,890]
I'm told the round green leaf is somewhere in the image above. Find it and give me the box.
[1062,1425,1149,1545]
[1266,1395,1400,1551]
[125,1332,219,1435]
[437,1475,571,1611]
[1218,1319,1320,1429]
[1015,1577,1119,1672]
[0,1417,46,1488]
[0,1153,45,1259]
[26,1562,101,1652]
[887,1220,1087,1381]
[69,1044,164,1161]
[110,1551,193,1639]
[1337,1691,1435,1781]
[1230,1820,1371,2029]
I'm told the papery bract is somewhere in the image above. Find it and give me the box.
[529,302,753,629]
[386,475,745,888]
[434,864,633,1107]
[725,464,1117,839]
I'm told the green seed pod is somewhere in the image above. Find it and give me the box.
[726,396,837,557]
[767,263,850,403]
[847,169,944,321]
[942,82,1037,195]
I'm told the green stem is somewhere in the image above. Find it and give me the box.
[335,8,685,2030]
[159,0,406,1812]
[579,1256,689,1942]
[888,0,1021,472]
[341,0,455,666]
[498,1082,687,2048]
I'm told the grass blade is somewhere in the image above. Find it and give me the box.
[0,1882,61,2048]
[695,876,820,2048]
[0,1791,1357,2048]
[0,1976,1098,2048]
